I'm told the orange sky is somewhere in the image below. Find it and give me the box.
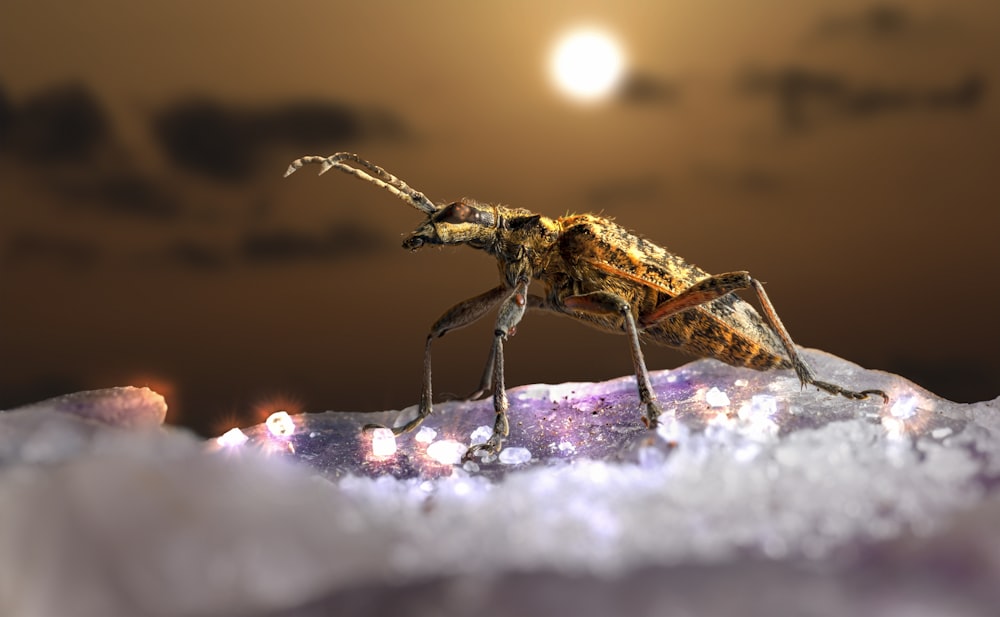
[2,1,999,433]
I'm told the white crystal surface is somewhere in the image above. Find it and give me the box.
[1,350,999,617]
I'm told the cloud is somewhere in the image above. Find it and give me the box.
[810,4,961,44]
[4,83,111,163]
[151,99,255,181]
[739,67,985,131]
[814,4,914,40]
[152,98,409,182]
[50,169,182,220]
[616,71,679,106]
[239,222,385,264]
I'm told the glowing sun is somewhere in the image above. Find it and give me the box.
[549,27,626,102]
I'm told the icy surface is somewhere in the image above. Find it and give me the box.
[2,350,1000,617]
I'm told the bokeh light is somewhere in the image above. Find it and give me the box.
[549,26,626,102]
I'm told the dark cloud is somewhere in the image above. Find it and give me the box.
[840,74,985,117]
[51,169,181,220]
[152,98,409,182]
[151,99,255,181]
[739,67,845,131]
[739,67,985,131]
[3,232,102,269]
[240,221,385,264]
[617,71,679,105]
[919,74,984,109]
[5,83,111,163]
[815,4,913,40]
[155,222,385,270]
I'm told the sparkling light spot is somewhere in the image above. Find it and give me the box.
[266,411,295,437]
[216,427,248,448]
[370,427,397,457]
[890,396,918,419]
[426,439,467,465]
[470,425,493,445]
[499,447,532,465]
[557,440,576,454]
[415,426,437,443]
[549,27,626,102]
[705,387,731,408]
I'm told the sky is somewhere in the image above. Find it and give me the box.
[2,0,999,435]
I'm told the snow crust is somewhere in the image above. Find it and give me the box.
[2,351,999,617]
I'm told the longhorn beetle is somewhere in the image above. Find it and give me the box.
[285,153,888,460]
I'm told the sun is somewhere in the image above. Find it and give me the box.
[549,27,626,102]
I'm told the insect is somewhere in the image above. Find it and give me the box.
[285,153,888,459]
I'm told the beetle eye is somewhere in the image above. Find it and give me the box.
[436,201,491,225]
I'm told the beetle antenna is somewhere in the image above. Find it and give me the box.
[284,153,438,215]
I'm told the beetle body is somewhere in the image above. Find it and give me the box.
[286,153,886,459]
[548,213,789,371]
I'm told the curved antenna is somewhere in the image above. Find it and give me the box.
[284,153,438,215]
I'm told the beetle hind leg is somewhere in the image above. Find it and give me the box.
[749,278,889,404]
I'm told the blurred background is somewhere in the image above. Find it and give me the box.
[2,0,998,435]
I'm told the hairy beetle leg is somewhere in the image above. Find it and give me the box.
[563,291,664,428]
[462,280,530,460]
[749,278,889,403]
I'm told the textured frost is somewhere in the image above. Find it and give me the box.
[2,350,999,617]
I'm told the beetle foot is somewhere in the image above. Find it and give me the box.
[641,400,663,429]
[463,433,505,462]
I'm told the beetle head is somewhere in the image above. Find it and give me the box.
[403,198,497,250]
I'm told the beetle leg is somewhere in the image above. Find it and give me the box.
[750,279,889,403]
[639,271,753,326]
[464,279,531,460]
[462,337,498,401]
[463,294,551,401]
[562,291,664,428]
[364,284,509,436]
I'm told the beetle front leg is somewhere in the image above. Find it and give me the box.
[463,294,552,401]
[461,337,499,402]
[364,284,509,436]
[464,279,530,460]
[562,291,664,428]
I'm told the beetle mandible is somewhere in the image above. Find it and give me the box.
[285,153,888,460]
